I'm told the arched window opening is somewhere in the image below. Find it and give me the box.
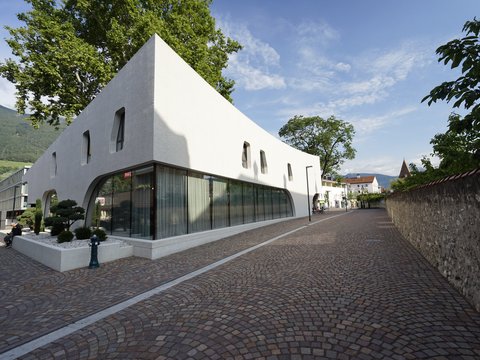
[242,142,251,169]
[260,150,268,174]
[110,108,125,153]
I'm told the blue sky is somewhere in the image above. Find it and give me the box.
[1,1,478,175]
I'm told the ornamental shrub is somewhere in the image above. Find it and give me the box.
[74,227,91,240]
[57,230,74,243]
[17,207,35,228]
[44,199,85,231]
[34,199,43,235]
[92,228,107,241]
[50,222,65,236]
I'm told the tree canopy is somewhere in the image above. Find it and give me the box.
[422,17,480,163]
[278,115,356,178]
[44,199,85,231]
[0,0,241,127]
[394,18,480,192]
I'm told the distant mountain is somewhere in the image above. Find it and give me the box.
[344,173,398,190]
[0,105,63,163]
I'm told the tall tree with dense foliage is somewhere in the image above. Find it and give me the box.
[430,113,479,173]
[278,115,356,178]
[0,0,241,128]
[422,17,480,166]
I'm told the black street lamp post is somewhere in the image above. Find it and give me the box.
[306,166,312,222]
[11,185,20,223]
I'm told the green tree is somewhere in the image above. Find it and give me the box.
[390,158,446,191]
[422,17,480,163]
[17,207,35,228]
[0,0,241,128]
[278,115,356,177]
[430,113,479,173]
[44,199,85,231]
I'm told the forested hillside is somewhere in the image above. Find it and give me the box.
[0,105,62,162]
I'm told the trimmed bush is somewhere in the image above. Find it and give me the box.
[57,230,74,243]
[74,227,91,240]
[92,228,108,241]
[50,222,65,236]
[34,199,43,235]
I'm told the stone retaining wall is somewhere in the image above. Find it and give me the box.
[386,169,480,312]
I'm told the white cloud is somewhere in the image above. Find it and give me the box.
[341,157,401,176]
[335,62,351,72]
[0,78,16,109]
[296,20,339,46]
[349,106,417,136]
[229,54,286,90]
[275,100,338,121]
[217,18,286,91]
[321,42,430,109]
[342,76,396,95]
[370,45,423,81]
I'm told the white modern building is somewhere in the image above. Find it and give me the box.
[23,34,322,257]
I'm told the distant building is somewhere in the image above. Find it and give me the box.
[0,167,29,229]
[321,177,348,208]
[344,175,381,195]
[398,160,411,178]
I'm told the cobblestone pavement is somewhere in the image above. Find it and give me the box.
[1,209,480,359]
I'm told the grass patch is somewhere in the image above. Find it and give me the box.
[0,160,31,181]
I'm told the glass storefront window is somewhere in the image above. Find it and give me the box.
[229,180,243,226]
[212,177,228,229]
[131,166,153,239]
[90,163,294,240]
[243,182,255,224]
[111,172,132,237]
[157,166,187,239]
[188,173,211,233]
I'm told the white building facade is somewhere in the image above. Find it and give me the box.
[0,167,29,229]
[24,35,322,244]
[345,176,381,195]
[321,178,348,209]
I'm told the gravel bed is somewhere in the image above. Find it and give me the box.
[20,231,127,249]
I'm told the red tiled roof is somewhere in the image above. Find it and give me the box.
[344,176,375,184]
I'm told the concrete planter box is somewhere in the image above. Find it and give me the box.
[12,236,133,272]
[10,219,284,271]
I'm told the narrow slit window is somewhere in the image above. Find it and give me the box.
[260,150,268,174]
[287,163,293,181]
[116,112,125,152]
[51,152,57,178]
[242,142,251,169]
[82,131,91,165]
[111,108,126,153]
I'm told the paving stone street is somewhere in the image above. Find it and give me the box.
[1,209,480,359]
